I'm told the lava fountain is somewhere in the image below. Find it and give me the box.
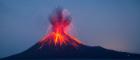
[39,8,81,48]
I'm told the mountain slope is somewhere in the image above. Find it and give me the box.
[2,42,140,59]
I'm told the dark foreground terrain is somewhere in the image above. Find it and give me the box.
[2,42,140,60]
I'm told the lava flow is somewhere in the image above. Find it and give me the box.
[39,8,81,48]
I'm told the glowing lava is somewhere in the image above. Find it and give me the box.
[39,8,81,47]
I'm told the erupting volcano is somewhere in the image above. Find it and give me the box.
[2,8,140,60]
[39,8,81,48]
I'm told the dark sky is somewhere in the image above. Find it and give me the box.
[0,0,140,58]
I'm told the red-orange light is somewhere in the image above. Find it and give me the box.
[39,8,81,48]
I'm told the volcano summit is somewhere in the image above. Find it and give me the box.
[39,8,81,48]
[2,8,140,59]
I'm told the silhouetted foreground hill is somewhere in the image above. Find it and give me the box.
[2,43,140,59]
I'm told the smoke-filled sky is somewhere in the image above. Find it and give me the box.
[0,0,140,58]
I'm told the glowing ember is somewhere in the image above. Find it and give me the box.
[39,8,81,47]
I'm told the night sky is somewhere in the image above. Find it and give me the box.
[0,0,140,58]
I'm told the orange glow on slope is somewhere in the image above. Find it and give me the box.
[39,24,81,47]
